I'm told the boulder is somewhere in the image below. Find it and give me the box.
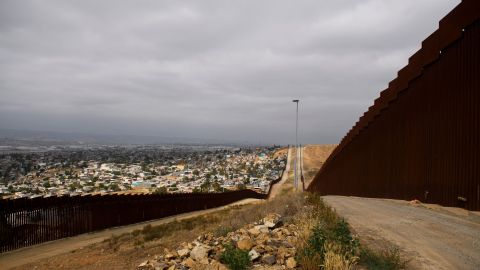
[286,257,297,269]
[248,227,261,236]
[177,248,190,258]
[208,260,228,270]
[263,214,283,229]
[248,249,260,261]
[261,254,276,265]
[237,238,254,250]
[183,257,196,268]
[190,245,210,261]
[254,225,270,234]
[138,261,154,270]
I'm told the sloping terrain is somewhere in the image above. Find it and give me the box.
[302,144,336,187]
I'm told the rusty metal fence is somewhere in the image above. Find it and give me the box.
[0,190,267,253]
[308,0,480,211]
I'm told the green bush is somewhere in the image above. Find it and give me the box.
[359,246,406,270]
[220,243,251,270]
[298,218,359,266]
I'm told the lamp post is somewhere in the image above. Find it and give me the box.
[292,99,299,190]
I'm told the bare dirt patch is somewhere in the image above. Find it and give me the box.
[273,147,288,159]
[302,144,336,187]
[323,195,480,270]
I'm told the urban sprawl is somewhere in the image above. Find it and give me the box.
[0,145,287,199]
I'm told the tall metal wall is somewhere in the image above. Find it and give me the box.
[308,0,480,211]
[0,190,267,253]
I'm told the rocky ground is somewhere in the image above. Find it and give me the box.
[137,213,299,270]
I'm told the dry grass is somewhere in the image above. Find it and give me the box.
[295,194,360,270]
[302,144,336,187]
[323,242,358,270]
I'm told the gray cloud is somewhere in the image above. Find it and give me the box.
[0,0,459,144]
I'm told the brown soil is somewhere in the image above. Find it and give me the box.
[268,147,294,198]
[324,195,480,270]
[302,144,336,187]
[273,147,289,159]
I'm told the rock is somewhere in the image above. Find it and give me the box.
[261,254,276,265]
[165,253,176,260]
[248,227,261,236]
[266,239,283,248]
[177,248,190,258]
[255,245,266,254]
[286,257,297,269]
[276,247,288,259]
[199,258,210,265]
[190,245,210,261]
[263,214,283,229]
[152,262,169,270]
[249,249,260,261]
[138,261,154,270]
[254,225,270,233]
[208,260,228,270]
[183,257,196,268]
[237,238,254,250]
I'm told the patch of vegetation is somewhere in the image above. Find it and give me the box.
[296,193,406,270]
[297,214,359,269]
[359,246,406,270]
[141,215,221,242]
[214,226,235,237]
[219,243,251,270]
[107,234,122,252]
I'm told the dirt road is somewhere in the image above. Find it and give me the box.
[268,146,292,199]
[324,196,480,269]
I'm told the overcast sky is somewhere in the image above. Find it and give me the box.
[0,0,459,144]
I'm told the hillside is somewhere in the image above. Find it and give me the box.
[302,144,337,187]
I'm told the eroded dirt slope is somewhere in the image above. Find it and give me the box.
[302,144,336,187]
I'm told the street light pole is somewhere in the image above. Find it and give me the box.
[292,99,299,190]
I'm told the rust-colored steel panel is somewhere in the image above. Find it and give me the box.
[309,1,480,212]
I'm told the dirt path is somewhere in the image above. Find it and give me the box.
[0,198,261,270]
[323,195,480,269]
[268,146,292,199]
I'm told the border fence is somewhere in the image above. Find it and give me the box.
[308,0,480,211]
[0,190,267,253]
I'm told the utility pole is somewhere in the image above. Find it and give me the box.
[292,99,299,191]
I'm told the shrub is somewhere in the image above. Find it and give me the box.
[322,242,358,270]
[214,226,235,237]
[359,246,406,270]
[299,218,359,263]
[220,243,251,270]
[296,193,359,269]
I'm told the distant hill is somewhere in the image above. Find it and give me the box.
[0,129,251,146]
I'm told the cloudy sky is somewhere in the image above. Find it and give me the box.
[0,0,458,144]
